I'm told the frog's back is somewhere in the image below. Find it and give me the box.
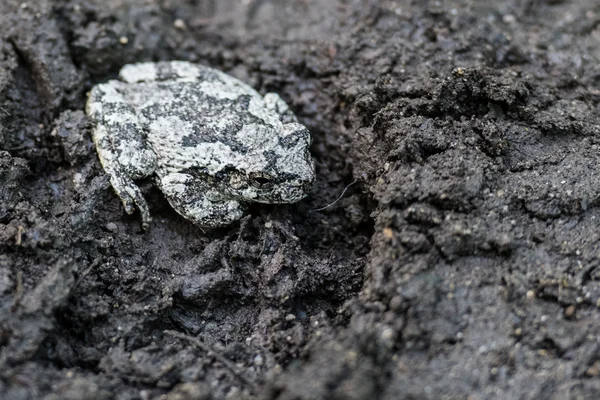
[119,62,284,175]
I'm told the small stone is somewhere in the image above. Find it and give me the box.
[225,387,241,400]
[253,354,263,366]
[564,305,576,318]
[502,14,516,24]
[285,314,296,321]
[514,328,522,336]
[526,290,535,300]
[174,19,187,30]
[381,328,394,341]
[586,362,600,377]
[383,227,393,239]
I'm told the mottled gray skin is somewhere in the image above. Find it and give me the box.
[86,61,315,228]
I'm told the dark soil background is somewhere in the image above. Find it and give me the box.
[1,0,600,399]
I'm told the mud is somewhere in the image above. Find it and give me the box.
[1,0,600,399]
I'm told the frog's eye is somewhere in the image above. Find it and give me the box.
[249,172,274,189]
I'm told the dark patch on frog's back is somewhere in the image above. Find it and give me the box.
[121,77,284,160]
[134,84,275,150]
[181,130,252,155]
[99,101,135,119]
[134,84,257,124]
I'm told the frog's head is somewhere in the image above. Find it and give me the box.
[227,123,315,204]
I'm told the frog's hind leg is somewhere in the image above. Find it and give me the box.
[87,82,157,229]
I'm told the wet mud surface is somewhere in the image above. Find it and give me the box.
[1,0,600,399]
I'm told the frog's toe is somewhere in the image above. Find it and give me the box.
[124,186,151,228]
[122,200,135,215]
[107,173,152,228]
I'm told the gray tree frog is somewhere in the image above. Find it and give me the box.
[86,61,315,228]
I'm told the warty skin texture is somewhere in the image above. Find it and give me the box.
[86,61,315,228]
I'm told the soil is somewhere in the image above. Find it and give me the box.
[1,0,600,399]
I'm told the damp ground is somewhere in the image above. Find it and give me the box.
[1,1,600,399]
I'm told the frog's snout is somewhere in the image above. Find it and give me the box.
[295,170,316,190]
[281,167,315,203]
[279,184,310,203]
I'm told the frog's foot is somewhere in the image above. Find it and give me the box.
[263,92,298,124]
[159,173,245,227]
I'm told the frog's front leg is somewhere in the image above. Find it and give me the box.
[159,173,245,227]
[87,81,157,229]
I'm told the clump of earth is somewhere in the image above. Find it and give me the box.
[1,1,600,399]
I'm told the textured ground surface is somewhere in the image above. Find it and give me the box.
[1,0,600,399]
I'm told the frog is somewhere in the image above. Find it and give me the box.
[85,61,315,229]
